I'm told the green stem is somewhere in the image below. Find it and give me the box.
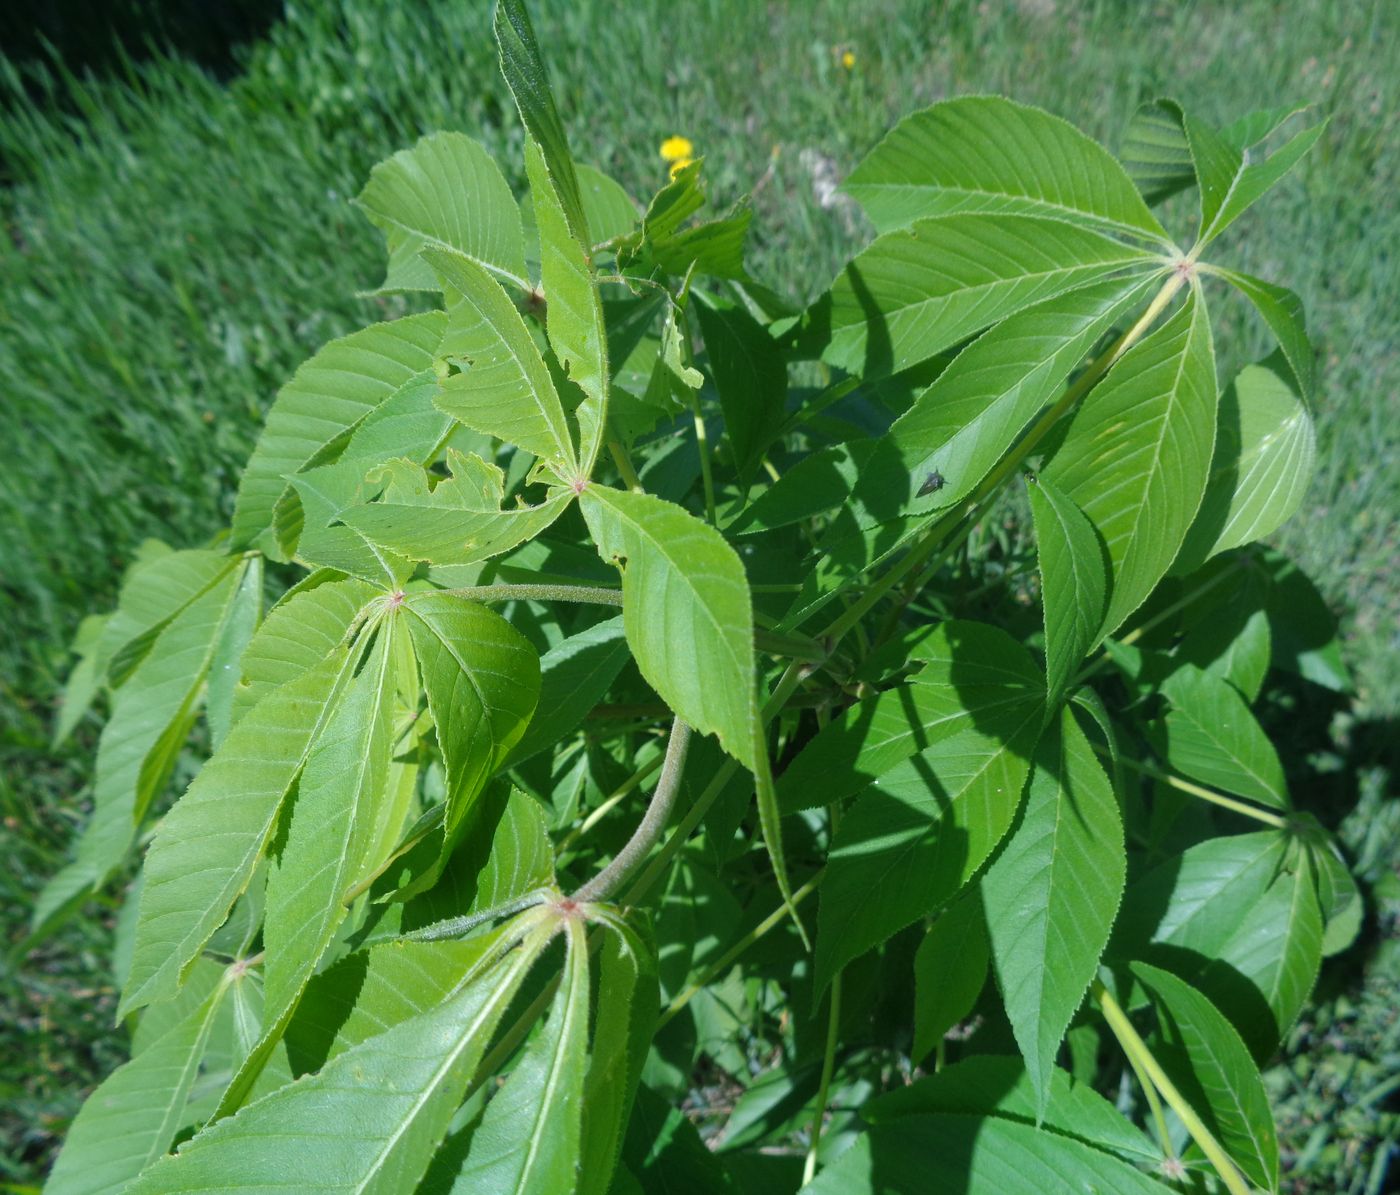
[608,438,644,492]
[1074,555,1243,685]
[1094,981,1252,1195]
[657,867,825,1028]
[1119,1038,1177,1166]
[777,375,861,436]
[690,392,718,525]
[1101,747,1288,828]
[573,719,692,903]
[803,970,843,1185]
[755,627,829,662]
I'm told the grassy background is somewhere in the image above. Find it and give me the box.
[1,0,1396,1187]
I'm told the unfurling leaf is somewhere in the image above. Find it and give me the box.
[340,449,571,568]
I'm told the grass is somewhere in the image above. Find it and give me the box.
[1,0,1396,1186]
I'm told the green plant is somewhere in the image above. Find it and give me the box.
[33,1,1360,1190]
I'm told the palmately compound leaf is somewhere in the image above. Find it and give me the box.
[805,1114,1176,1195]
[339,449,572,568]
[95,547,240,685]
[447,917,589,1194]
[779,619,1045,814]
[844,95,1172,245]
[230,575,379,725]
[120,644,359,1018]
[578,485,800,924]
[403,590,540,857]
[912,892,989,1062]
[980,705,1125,1112]
[1133,962,1279,1192]
[1113,830,1322,1058]
[814,682,1043,992]
[580,486,756,772]
[855,273,1160,525]
[1028,475,1108,707]
[428,247,579,478]
[44,969,230,1195]
[34,559,247,931]
[1158,662,1290,809]
[822,212,1158,377]
[222,620,400,1111]
[1043,287,1218,643]
[125,913,555,1195]
[1174,359,1316,573]
[229,312,445,557]
[864,1056,1160,1167]
[1213,268,1315,400]
[356,130,528,293]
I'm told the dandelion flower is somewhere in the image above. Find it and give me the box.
[841,50,856,70]
[660,135,694,162]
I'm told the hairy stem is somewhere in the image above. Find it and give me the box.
[558,752,667,853]
[623,660,810,907]
[443,582,622,606]
[573,718,692,903]
[1094,981,1252,1195]
[399,890,552,942]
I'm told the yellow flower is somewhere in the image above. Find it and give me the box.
[668,157,694,179]
[841,49,856,70]
[660,135,694,163]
